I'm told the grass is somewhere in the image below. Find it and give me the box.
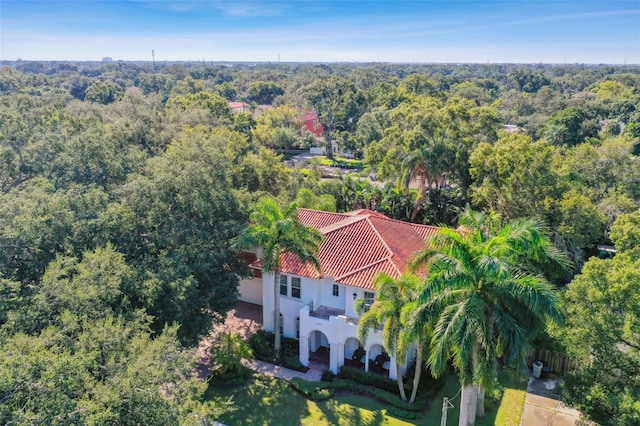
[312,156,364,170]
[205,370,528,426]
[478,371,528,426]
[491,389,526,426]
[423,374,461,426]
[423,370,529,426]
[205,373,422,425]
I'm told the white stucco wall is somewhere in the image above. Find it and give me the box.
[238,277,263,305]
[258,271,413,380]
[261,272,316,338]
[298,305,400,378]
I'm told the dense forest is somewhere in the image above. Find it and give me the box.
[0,61,638,424]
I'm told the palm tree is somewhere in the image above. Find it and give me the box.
[237,198,323,356]
[210,332,254,380]
[408,208,567,425]
[357,273,423,402]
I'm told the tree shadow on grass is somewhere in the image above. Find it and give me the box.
[205,373,311,426]
[316,395,387,426]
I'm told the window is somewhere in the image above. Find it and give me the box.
[295,316,300,339]
[332,284,339,297]
[364,291,375,312]
[291,277,301,299]
[279,313,283,336]
[279,274,288,296]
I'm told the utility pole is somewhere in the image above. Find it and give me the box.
[441,396,454,426]
[152,50,155,68]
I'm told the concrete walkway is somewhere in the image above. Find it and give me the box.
[250,359,324,382]
[520,376,584,425]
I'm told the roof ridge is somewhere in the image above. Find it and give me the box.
[298,208,349,218]
[317,215,368,234]
[335,257,393,282]
[411,222,440,230]
[386,256,404,277]
[368,212,434,228]
[363,216,394,258]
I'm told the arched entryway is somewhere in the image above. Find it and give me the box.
[367,343,390,376]
[308,330,330,369]
[344,337,365,369]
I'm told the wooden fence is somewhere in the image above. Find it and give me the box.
[528,348,575,376]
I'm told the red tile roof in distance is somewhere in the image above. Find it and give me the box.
[253,209,439,290]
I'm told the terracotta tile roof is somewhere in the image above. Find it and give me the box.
[252,209,440,290]
[238,251,262,278]
[297,209,348,229]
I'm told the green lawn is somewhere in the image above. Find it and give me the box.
[312,155,365,170]
[423,374,461,426]
[205,371,528,426]
[421,370,528,426]
[206,373,421,426]
[477,371,528,426]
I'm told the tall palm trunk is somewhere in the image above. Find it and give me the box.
[273,268,282,356]
[459,384,479,426]
[409,341,423,403]
[476,386,485,417]
[395,359,407,401]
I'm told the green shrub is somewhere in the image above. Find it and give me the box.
[403,361,449,399]
[290,376,424,418]
[248,331,305,370]
[210,332,253,381]
[312,388,336,400]
[386,407,422,419]
[337,366,405,394]
[331,379,424,412]
[289,377,336,401]
[281,336,300,357]
[321,370,336,382]
[284,355,303,370]
[248,330,276,362]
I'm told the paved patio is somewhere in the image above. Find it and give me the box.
[520,376,586,426]
[196,301,263,379]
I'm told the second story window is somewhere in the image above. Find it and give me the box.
[291,277,301,298]
[364,291,375,312]
[280,274,288,296]
[332,284,339,297]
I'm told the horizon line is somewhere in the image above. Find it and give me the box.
[2,59,638,66]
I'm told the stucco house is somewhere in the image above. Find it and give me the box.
[237,208,438,379]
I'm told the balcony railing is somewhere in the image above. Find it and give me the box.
[309,305,345,320]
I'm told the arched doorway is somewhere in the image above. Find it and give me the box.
[367,343,390,376]
[308,330,330,369]
[344,337,365,369]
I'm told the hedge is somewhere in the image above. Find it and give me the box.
[289,377,425,418]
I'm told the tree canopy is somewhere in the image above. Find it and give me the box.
[0,60,638,421]
[558,211,640,425]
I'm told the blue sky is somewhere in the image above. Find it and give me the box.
[1,1,639,63]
